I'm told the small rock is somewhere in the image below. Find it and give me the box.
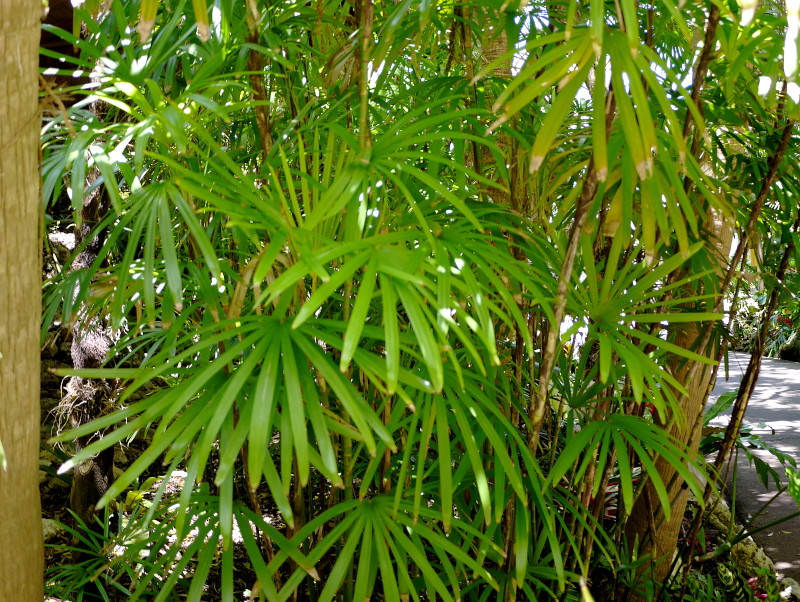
[730,534,776,576]
[39,457,53,486]
[779,577,800,601]
[41,395,60,410]
[42,518,64,542]
[40,456,70,490]
[114,448,128,465]
[41,359,69,388]
[40,448,59,464]
[45,475,70,491]
[41,337,58,359]
[40,426,57,442]
[706,496,733,533]
[48,230,76,258]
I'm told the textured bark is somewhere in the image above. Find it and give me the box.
[623,329,717,588]
[479,24,511,201]
[625,119,792,598]
[63,171,116,529]
[0,0,45,599]
[625,209,733,595]
[41,1,119,528]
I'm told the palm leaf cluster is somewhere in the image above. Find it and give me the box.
[40,0,800,599]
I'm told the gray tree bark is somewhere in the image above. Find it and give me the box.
[0,0,45,599]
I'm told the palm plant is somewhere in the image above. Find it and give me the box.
[41,0,800,600]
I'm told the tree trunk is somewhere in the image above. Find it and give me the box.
[40,0,119,529]
[625,208,733,596]
[63,169,116,530]
[0,0,45,599]
[624,332,716,588]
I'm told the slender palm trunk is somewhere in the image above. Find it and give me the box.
[0,1,45,598]
[624,330,717,590]
[625,210,733,597]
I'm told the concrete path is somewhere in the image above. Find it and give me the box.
[708,352,800,581]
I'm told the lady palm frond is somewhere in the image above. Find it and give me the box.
[40,0,800,599]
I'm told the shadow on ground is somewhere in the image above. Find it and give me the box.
[709,352,800,580]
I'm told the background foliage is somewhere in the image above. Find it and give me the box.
[40,0,800,599]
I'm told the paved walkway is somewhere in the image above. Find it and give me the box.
[708,352,800,581]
